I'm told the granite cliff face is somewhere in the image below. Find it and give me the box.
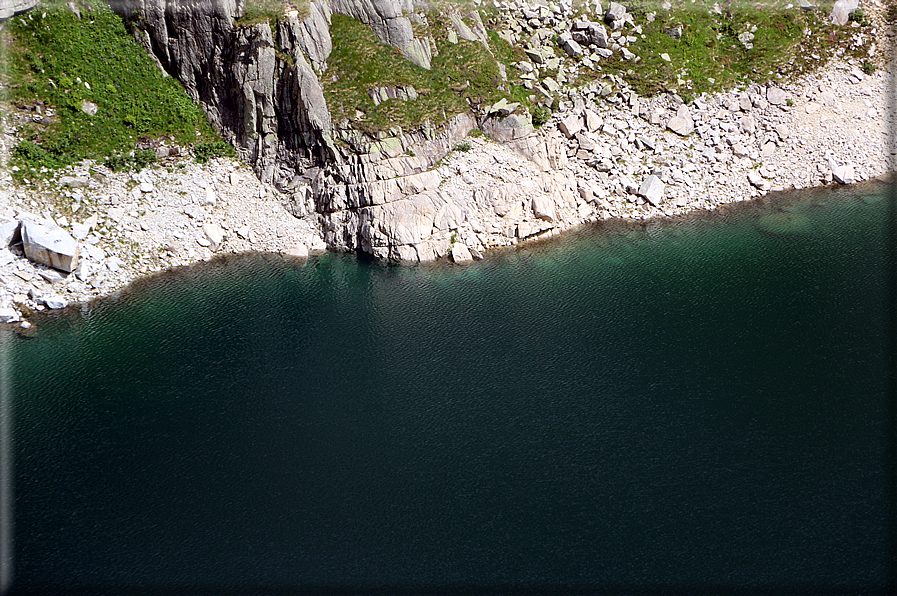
[107,0,532,261]
[112,0,336,185]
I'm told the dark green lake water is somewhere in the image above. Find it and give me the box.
[6,182,894,593]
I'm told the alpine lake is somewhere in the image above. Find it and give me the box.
[6,180,894,593]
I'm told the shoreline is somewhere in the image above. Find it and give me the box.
[0,53,892,328]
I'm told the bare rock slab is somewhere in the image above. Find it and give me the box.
[532,195,557,221]
[451,242,474,263]
[832,164,856,184]
[558,113,583,138]
[21,220,80,273]
[666,106,694,136]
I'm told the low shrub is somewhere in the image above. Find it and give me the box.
[194,141,235,163]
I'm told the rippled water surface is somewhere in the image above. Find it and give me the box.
[8,182,894,593]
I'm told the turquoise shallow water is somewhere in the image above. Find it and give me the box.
[7,181,894,593]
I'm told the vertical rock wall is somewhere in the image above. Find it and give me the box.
[111,0,336,185]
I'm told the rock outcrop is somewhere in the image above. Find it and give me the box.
[0,0,38,20]
[330,0,433,68]
[112,0,335,186]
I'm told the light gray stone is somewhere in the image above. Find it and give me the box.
[667,109,694,136]
[532,195,556,221]
[59,176,88,188]
[200,187,217,206]
[830,0,858,25]
[560,33,583,57]
[832,164,855,184]
[38,268,66,283]
[21,220,79,273]
[81,100,98,116]
[637,174,664,205]
[558,113,583,138]
[284,243,309,258]
[767,86,787,105]
[0,0,39,20]
[202,222,225,249]
[0,219,20,245]
[747,171,771,190]
[451,242,474,263]
[43,294,68,309]
[584,109,602,132]
[605,1,626,25]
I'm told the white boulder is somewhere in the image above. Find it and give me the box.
[21,220,80,272]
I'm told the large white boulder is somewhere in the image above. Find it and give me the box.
[21,220,79,273]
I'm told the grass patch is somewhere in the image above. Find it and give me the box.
[323,12,536,134]
[235,0,300,27]
[613,1,876,102]
[103,148,156,171]
[5,0,218,181]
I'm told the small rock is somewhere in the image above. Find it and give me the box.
[0,220,20,245]
[43,295,68,309]
[667,106,694,136]
[558,113,583,138]
[200,187,217,207]
[284,243,309,259]
[767,86,787,105]
[81,100,98,117]
[139,181,154,193]
[0,307,20,323]
[202,223,225,249]
[829,0,858,25]
[832,164,856,184]
[38,268,65,283]
[59,176,88,188]
[584,109,602,132]
[532,195,557,221]
[637,175,665,205]
[747,171,771,190]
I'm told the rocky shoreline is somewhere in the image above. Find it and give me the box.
[0,1,892,327]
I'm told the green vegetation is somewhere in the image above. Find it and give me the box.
[235,0,299,27]
[103,148,156,171]
[323,13,538,133]
[605,1,877,103]
[193,140,235,163]
[5,0,219,181]
[453,141,472,152]
[531,105,551,128]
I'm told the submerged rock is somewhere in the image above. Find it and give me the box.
[755,212,812,236]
